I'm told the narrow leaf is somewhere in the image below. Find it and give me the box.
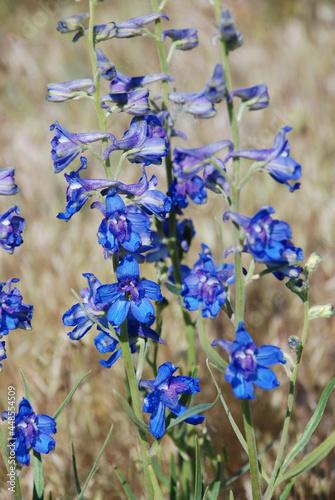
[166,399,217,432]
[114,467,136,500]
[152,457,170,488]
[113,390,150,435]
[208,481,221,500]
[194,436,202,500]
[164,281,182,296]
[282,377,335,472]
[197,311,228,373]
[169,453,177,500]
[77,424,113,499]
[20,369,31,402]
[72,443,82,494]
[202,486,209,500]
[53,371,91,421]
[148,464,164,500]
[278,478,295,500]
[279,430,335,484]
[33,451,44,500]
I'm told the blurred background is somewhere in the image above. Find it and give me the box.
[0,0,335,498]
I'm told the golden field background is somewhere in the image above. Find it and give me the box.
[0,0,335,498]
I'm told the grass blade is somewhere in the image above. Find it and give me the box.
[53,371,91,421]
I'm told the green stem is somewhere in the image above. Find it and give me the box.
[241,400,262,499]
[87,0,112,179]
[120,320,154,500]
[264,299,310,500]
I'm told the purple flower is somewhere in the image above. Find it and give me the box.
[103,116,169,166]
[0,341,6,372]
[109,70,173,93]
[168,176,207,210]
[212,322,286,399]
[46,79,95,102]
[223,206,304,279]
[228,126,301,191]
[0,279,33,337]
[57,13,89,33]
[203,162,230,196]
[166,91,216,119]
[140,362,204,439]
[100,89,150,116]
[204,64,226,104]
[173,140,233,180]
[218,10,243,51]
[50,121,114,173]
[63,273,108,340]
[92,189,152,258]
[1,398,56,466]
[230,84,269,111]
[0,206,25,254]
[181,244,234,318]
[162,28,199,50]
[95,49,117,81]
[0,168,19,196]
[95,254,163,326]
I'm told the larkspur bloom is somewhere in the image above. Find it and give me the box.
[181,244,234,318]
[50,121,114,173]
[46,79,95,102]
[203,162,230,196]
[103,115,169,166]
[95,48,117,81]
[1,398,56,466]
[166,91,216,119]
[57,13,89,33]
[109,70,173,93]
[100,89,150,116]
[230,84,269,111]
[218,9,243,51]
[223,205,304,280]
[212,322,286,399]
[168,176,207,211]
[228,126,301,191]
[0,341,6,372]
[139,362,204,439]
[0,206,25,254]
[204,64,226,103]
[73,13,169,43]
[173,140,233,180]
[161,28,199,51]
[63,273,108,340]
[95,254,163,326]
[92,189,152,258]
[0,279,33,337]
[0,167,19,196]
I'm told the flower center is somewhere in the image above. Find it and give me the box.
[235,347,257,377]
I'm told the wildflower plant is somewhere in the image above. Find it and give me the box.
[1,1,334,499]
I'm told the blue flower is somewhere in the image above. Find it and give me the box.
[46,79,95,102]
[204,64,226,104]
[1,398,56,466]
[161,28,199,51]
[181,244,234,318]
[50,121,114,173]
[95,254,163,326]
[166,91,217,119]
[140,362,204,439]
[0,206,25,253]
[212,322,286,399]
[230,84,269,111]
[228,127,301,191]
[0,341,6,372]
[92,188,152,258]
[0,279,33,337]
[101,89,150,116]
[57,13,89,33]
[109,69,173,92]
[223,206,304,280]
[168,176,207,211]
[0,168,19,196]
[218,10,243,51]
[63,273,108,340]
[95,49,117,81]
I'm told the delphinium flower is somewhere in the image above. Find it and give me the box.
[181,244,234,318]
[230,84,269,111]
[0,342,6,372]
[228,126,301,191]
[212,322,286,399]
[57,13,89,34]
[101,88,151,116]
[50,121,114,173]
[217,9,243,51]
[139,362,204,439]
[0,279,33,337]
[95,254,163,326]
[46,79,95,102]
[0,206,25,254]
[161,28,199,51]
[1,398,56,466]
[223,206,304,279]
[204,64,226,104]
[0,167,19,196]
[165,91,217,119]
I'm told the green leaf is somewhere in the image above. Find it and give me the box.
[208,481,221,500]
[282,377,335,472]
[71,443,81,494]
[194,436,202,500]
[148,464,164,500]
[279,430,335,484]
[278,478,295,500]
[114,467,136,500]
[152,457,170,488]
[20,369,31,402]
[169,453,177,500]
[164,281,182,296]
[33,451,44,500]
[53,371,91,421]
[77,424,113,499]
[229,491,234,500]
[202,486,209,500]
[197,312,228,373]
[113,390,150,435]
[166,399,217,432]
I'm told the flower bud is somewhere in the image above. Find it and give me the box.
[308,304,335,320]
[288,335,302,354]
[231,84,269,111]
[218,10,243,51]
[204,64,226,103]
[304,252,322,274]
[46,79,95,102]
[162,28,199,51]
[57,13,89,33]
